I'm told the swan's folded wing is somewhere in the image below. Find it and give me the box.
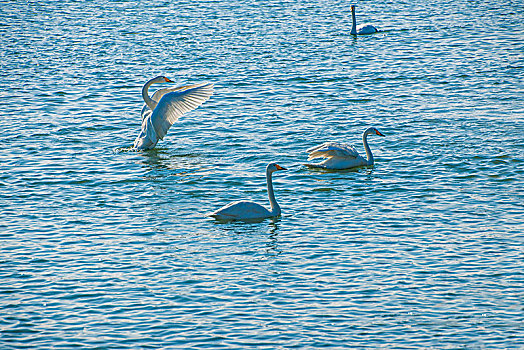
[306,142,360,160]
[141,105,152,121]
[150,83,214,140]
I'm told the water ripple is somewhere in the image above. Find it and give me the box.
[1,0,523,349]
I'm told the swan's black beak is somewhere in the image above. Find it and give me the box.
[276,164,287,171]
[376,130,385,137]
[164,77,174,83]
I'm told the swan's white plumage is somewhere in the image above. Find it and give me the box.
[209,201,273,221]
[305,127,385,170]
[150,83,214,140]
[307,142,360,161]
[356,24,378,35]
[133,77,213,150]
[140,83,212,120]
[208,163,286,222]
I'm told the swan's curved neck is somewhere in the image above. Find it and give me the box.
[266,170,281,216]
[350,7,357,35]
[362,130,374,165]
[142,78,158,110]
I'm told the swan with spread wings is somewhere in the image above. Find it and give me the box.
[133,76,214,150]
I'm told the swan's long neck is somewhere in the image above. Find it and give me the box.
[142,79,158,110]
[362,130,374,165]
[350,7,357,35]
[266,170,281,216]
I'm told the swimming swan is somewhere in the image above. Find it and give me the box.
[133,76,214,150]
[305,127,385,170]
[208,163,287,221]
[350,5,378,35]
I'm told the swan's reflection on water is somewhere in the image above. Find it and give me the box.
[134,147,216,180]
[212,219,282,257]
[265,222,282,257]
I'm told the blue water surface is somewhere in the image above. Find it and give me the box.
[1,0,523,348]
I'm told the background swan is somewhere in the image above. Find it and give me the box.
[350,4,378,35]
[133,76,214,150]
[305,127,385,170]
[208,163,287,221]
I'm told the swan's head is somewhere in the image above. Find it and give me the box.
[267,163,287,173]
[365,127,385,137]
[152,76,174,84]
[373,128,385,137]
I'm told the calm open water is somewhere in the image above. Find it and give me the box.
[1,0,523,348]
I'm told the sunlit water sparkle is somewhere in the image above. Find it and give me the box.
[1,0,523,348]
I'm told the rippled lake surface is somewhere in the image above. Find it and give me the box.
[1,0,523,348]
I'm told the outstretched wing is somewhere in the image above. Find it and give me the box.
[306,142,360,161]
[141,83,213,120]
[150,83,214,140]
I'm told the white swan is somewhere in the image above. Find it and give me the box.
[350,4,378,35]
[305,127,385,170]
[133,76,214,150]
[208,163,287,221]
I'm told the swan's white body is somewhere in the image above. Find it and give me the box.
[306,127,385,170]
[208,163,286,221]
[350,5,378,35]
[133,76,214,150]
